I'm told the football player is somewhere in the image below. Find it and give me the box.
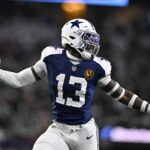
[0,18,149,150]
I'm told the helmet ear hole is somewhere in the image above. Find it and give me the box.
[69,36,75,39]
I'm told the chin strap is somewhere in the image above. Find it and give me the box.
[80,51,92,60]
[66,45,92,60]
[75,48,92,60]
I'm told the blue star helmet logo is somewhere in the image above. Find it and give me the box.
[70,20,83,28]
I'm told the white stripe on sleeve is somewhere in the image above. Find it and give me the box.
[128,94,138,108]
[106,83,119,95]
[140,101,148,112]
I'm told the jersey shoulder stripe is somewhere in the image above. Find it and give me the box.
[41,46,64,60]
[93,56,112,76]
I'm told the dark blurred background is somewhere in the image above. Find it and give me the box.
[0,0,150,150]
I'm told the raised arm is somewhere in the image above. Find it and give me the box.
[0,60,47,88]
[98,75,150,113]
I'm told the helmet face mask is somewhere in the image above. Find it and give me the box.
[61,18,100,60]
[80,31,100,55]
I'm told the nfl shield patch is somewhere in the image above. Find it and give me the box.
[72,66,77,72]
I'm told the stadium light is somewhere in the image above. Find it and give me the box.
[61,1,87,19]
[17,0,129,7]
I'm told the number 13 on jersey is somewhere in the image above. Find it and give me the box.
[56,73,87,108]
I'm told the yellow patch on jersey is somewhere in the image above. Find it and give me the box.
[84,69,94,79]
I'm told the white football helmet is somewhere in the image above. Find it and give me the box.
[61,18,100,60]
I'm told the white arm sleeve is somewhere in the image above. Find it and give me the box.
[0,60,47,88]
[98,75,111,87]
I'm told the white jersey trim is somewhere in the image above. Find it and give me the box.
[93,57,112,77]
[41,46,64,60]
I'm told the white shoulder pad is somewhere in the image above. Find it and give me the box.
[41,46,63,60]
[94,57,112,76]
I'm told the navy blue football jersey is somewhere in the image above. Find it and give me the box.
[41,46,111,125]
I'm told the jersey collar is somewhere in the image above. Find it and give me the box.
[66,50,83,62]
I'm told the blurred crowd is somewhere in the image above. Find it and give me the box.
[0,1,150,150]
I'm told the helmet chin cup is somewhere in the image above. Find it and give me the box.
[81,51,92,60]
[76,48,92,60]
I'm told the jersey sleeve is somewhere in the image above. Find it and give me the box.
[29,46,54,81]
[94,57,112,86]
[94,56,112,77]
[100,58,112,77]
[41,46,62,60]
[97,59,112,87]
[41,46,51,60]
[35,46,56,77]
